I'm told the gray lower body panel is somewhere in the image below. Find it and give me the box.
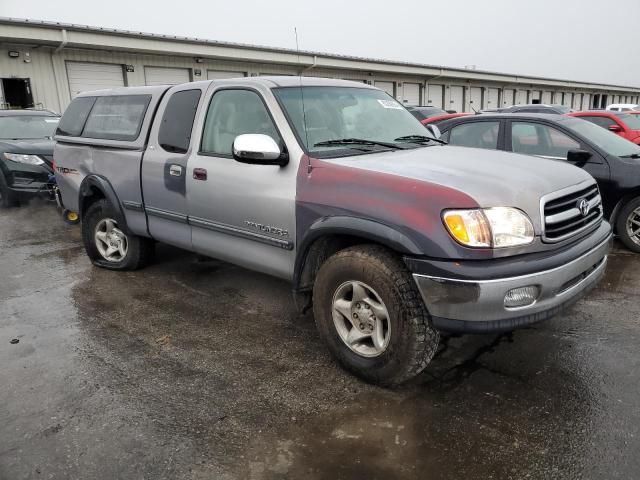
[413,236,610,333]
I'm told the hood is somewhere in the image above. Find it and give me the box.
[0,139,55,156]
[325,145,594,228]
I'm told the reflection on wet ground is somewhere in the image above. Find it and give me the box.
[1,202,639,479]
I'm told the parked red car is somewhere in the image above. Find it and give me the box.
[405,107,473,126]
[569,110,640,145]
[422,112,473,125]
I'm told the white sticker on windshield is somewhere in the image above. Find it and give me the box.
[44,119,59,123]
[377,99,403,110]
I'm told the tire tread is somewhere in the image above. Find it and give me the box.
[313,244,439,386]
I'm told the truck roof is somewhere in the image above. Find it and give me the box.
[73,76,377,99]
[0,109,59,117]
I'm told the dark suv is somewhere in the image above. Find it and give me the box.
[438,113,640,251]
[0,110,59,207]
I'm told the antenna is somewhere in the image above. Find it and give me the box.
[294,27,310,167]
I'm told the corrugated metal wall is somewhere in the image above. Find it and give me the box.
[1,45,638,114]
[0,47,62,111]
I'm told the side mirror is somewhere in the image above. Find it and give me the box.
[232,134,288,166]
[425,124,442,139]
[566,149,592,167]
[608,124,623,133]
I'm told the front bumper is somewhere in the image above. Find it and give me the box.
[410,226,611,333]
[1,161,52,197]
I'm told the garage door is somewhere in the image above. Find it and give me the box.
[469,87,482,111]
[502,89,515,107]
[66,62,125,98]
[375,81,395,97]
[448,86,464,112]
[541,91,553,104]
[564,93,573,107]
[530,91,541,103]
[573,93,582,110]
[516,90,528,105]
[583,94,591,110]
[553,92,564,105]
[144,67,190,86]
[401,83,420,105]
[427,84,444,108]
[486,88,500,109]
[207,70,245,80]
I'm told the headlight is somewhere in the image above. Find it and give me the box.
[3,153,45,165]
[443,207,534,248]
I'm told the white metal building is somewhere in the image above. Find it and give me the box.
[1,17,639,114]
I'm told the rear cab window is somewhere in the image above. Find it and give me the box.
[56,94,152,142]
[82,95,151,141]
[56,97,96,136]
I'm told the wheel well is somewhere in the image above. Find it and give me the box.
[610,189,640,233]
[295,234,394,292]
[79,186,106,218]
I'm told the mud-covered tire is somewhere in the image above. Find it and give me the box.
[616,196,640,253]
[312,244,439,386]
[82,199,154,270]
[0,170,19,208]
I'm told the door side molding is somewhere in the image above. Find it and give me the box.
[189,216,294,250]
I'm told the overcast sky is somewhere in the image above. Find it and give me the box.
[2,0,639,87]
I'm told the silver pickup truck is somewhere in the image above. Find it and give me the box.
[54,77,611,385]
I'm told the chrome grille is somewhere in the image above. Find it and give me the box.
[541,181,603,242]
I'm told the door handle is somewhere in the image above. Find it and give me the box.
[169,165,183,176]
[193,168,207,181]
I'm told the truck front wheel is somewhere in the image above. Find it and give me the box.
[82,199,154,270]
[312,245,439,386]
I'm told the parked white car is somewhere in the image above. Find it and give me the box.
[607,103,640,112]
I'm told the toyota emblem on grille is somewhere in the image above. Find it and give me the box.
[578,198,590,217]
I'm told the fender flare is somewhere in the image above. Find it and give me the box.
[78,175,126,226]
[293,216,423,288]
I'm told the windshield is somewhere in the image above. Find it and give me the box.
[618,113,640,129]
[0,115,60,139]
[273,86,434,156]
[564,117,640,157]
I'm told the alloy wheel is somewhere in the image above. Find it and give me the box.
[626,207,640,246]
[94,218,128,262]
[331,280,391,357]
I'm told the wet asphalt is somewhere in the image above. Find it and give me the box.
[1,200,639,480]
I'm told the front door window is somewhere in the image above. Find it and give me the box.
[511,122,580,159]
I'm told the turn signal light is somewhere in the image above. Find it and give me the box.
[442,210,492,247]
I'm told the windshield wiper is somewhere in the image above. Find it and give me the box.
[394,134,447,145]
[314,138,405,150]
[620,153,640,159]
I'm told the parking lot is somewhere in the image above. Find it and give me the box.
[1,200,639,479]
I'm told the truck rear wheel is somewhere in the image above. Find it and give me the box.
[312,245,439,386]
[616,196,640,253]
[82,199,154,270]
